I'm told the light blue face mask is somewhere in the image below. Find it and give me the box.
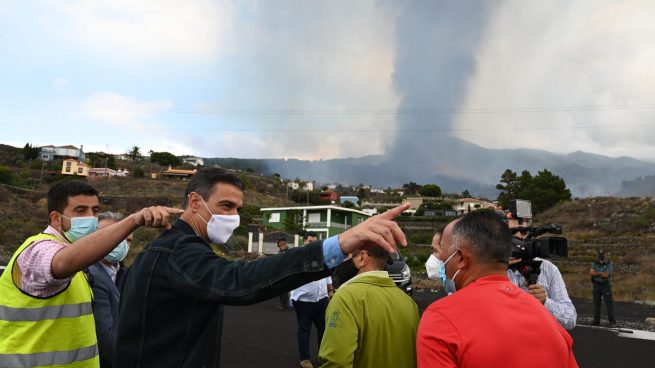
[104,240,129,264]
[438,250,461,295]
[62,215,98,242]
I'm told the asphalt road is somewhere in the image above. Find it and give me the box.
[221,289,655,368]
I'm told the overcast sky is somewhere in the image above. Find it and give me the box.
[2,0,654,162]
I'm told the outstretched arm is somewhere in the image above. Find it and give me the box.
[52,206,183,278]
[338,203,410,255]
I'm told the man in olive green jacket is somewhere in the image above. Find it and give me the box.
[319,247,419,368]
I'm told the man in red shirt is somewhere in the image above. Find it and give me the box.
[417,210,578,368]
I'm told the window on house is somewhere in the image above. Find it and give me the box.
[65,167,71,173]
[269,212,280,223]
[308,213,321,223]
[66,162,71,167]
[77,168,84,174]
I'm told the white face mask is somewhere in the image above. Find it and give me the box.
[197,198,240,244]
[425,254,441,280]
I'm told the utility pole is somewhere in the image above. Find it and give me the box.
[38,161,46,188]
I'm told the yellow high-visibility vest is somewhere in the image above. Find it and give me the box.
[0,233,99,368]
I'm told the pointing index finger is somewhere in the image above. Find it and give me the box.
[378,203,411,220]
[165,207,184,214]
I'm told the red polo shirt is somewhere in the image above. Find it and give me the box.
[417,275,578,368]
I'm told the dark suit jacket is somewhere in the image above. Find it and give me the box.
[87,262,121,368]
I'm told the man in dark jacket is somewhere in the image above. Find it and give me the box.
[114,168,409,367]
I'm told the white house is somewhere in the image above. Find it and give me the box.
[452,198,496,215]
[88,168,117,177]
[116,168,130,177]
[40,145,85,161]
[302,182,314,191]
[287,182,300,190]
[182,157,204,166]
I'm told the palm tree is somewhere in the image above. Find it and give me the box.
[128,146,142,162]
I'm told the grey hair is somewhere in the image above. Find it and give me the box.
[97,211,126,223]
[450,210,512,264]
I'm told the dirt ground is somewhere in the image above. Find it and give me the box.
[221,288,655,368]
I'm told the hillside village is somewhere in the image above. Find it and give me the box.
[1,143,655,304]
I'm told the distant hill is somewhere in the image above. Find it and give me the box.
[206,137,655,198]
[616,175,655,197]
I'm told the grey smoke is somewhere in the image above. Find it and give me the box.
[385,1,496,182]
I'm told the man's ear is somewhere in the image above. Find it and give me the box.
[456,247,471,270]
[49,211,61,227]
[187,193,202,213]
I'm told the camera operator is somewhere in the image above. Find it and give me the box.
[506,216,577,330]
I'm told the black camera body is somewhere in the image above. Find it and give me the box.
[509,224,568,285]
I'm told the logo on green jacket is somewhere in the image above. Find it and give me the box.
[328,311,339,328]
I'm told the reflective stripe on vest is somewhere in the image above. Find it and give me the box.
[0,301,92,321]
[0,233,99,368]
[0,344,98,368]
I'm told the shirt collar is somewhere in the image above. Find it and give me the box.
[44,225,69,243]
[341,270,389,287]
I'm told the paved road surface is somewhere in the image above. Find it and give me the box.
[222,290,655,367]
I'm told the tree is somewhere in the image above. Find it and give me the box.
[22,143,40,161]
[527,169,572,213]
[419,184,442,197]
[150,151,181,167]
[357,187,368,201]
[496,168,571,214]
[496,169,522,209]
[402,182,422,196]
[461,189,471,198]
[128,146,142,162]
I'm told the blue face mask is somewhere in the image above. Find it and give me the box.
[105,240,129,264]
[438,250,461,295]
[62,215,98,242]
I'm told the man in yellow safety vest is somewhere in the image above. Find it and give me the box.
[0,180,181,367]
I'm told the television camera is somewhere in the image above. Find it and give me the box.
[506,200,568,285]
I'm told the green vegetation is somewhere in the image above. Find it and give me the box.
[496,168,572,213]
[150,151,181,167]
[419,184,442,197]
[86,152,117,169]
[0,166,14,184]
[22,143,40,161]
[128,146,142,162]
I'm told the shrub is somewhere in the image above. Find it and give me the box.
[0,166,13,184]
[133,167,145,178]
[409,232,434,245]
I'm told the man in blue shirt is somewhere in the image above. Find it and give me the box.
[590,249,616,326]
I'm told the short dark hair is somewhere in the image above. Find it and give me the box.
[47,180,99,214]
[183,168,245,208]
[366,246,389,270]
[451,210,512,264]
[304,231,318,240]
[277,238,287,245]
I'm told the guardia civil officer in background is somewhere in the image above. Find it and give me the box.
[590,249,616,326]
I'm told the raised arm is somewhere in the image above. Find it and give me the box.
[52,206,182,278]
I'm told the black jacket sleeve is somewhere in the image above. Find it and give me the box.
[167,235,332,305]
